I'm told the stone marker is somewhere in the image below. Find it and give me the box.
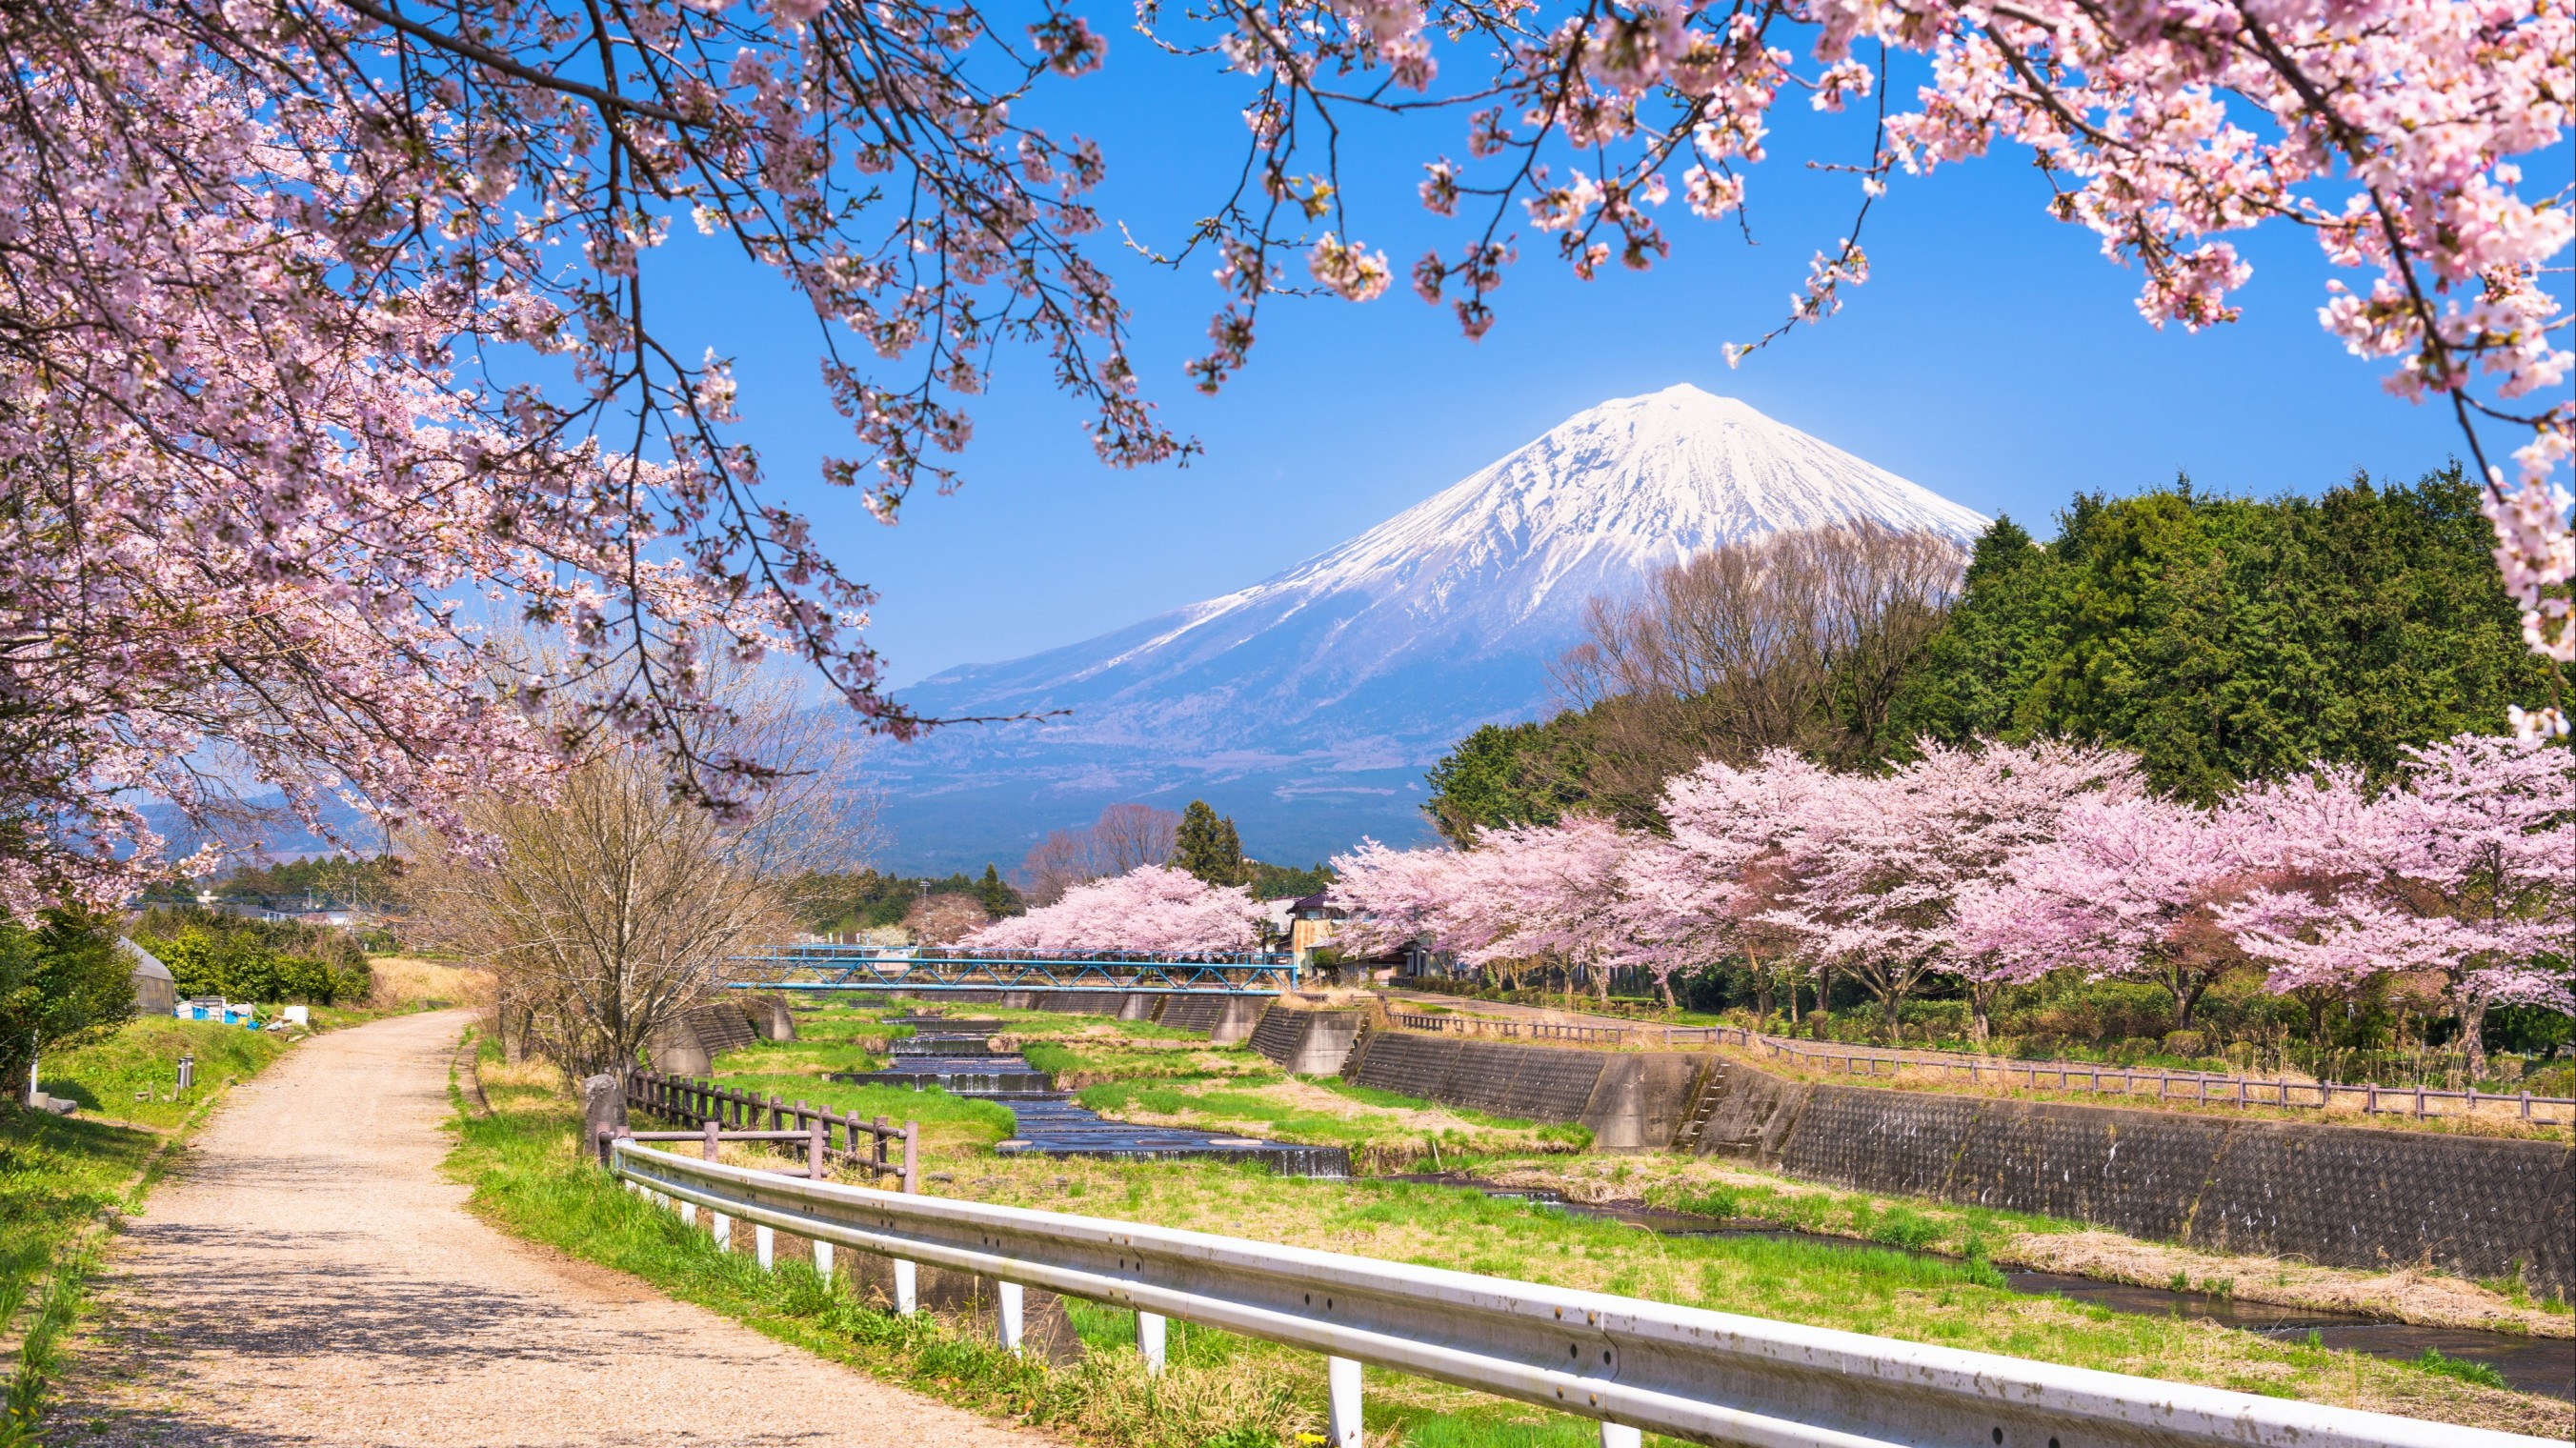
[580,1073,629,1165]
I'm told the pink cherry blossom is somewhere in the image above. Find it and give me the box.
[962,865,1262,955]
[2217,734,2574,1072]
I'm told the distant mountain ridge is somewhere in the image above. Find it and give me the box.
[876,384,1988,872]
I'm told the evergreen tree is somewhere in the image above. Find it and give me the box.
[2,910,134,1094]
[976,864,1022,916]
[1173,800,1245,885]
[1884,468,2547,798]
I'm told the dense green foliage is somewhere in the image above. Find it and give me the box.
[1422,721,1593,845]
[1424,469,2545,834]
[0,912,132,1094]
[1244,859,1335,900]
[128,905,371,1005]
[1174,800,1248,886]
[793,868,1026,933]
[1886,470,2547,799]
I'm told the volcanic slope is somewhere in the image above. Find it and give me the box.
[880,383,1988,870]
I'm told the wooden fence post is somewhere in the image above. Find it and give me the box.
[806,1110,825,1180]
[902,1121,919,1195]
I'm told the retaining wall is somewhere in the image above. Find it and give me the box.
[1341,1032,1703,1150]
[645,1000,762,1076]
[1703,1060,2576,1292]
[1155,995,1271,1044]
[1248,1008,1364,1076]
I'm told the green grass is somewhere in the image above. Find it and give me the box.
[3,1016,299,1445]
[1636,1176,2064,1258]
[2408,1348,2512,1391]
[456,1061,2558,1442]
[1071,1076,1591,1154]
[36,1016,289,1131]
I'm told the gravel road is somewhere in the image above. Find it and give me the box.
[52,1009,1057,1448]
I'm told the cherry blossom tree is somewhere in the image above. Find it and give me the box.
[1959,794,2273,1032]
[1329,819,1637,996]
[962,865,1260,955]
[1324,838,1465,956]
[2220,734,2574,1075]
[9,0,2566,925]
[1,0,1154,915]
[1616,749,1830,1013]
[1764,739,2138,1038]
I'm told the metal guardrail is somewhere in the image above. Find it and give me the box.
[729,945,1302,996]
[609,1141,2545,1448]
[1383,1013,2575,1126]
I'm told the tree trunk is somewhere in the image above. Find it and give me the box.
[2458,988,2489,1080]
[1969,983,1993,1046]
[1748,948,1773,1025]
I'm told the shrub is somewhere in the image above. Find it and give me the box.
[2162,1031,2207,1058]
[136,916,370,1006]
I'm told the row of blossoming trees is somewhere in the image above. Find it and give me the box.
[1325,734,2572,1076]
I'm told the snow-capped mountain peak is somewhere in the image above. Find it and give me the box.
[880,386,1987,870]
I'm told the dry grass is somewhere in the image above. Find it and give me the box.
[369,955,489,1011]
[923,1154,2569,1438]
[1722,1046,2573,1139]
[1473,1154,2575,1338]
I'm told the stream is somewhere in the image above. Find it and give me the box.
[835,1020,1350,1176]
[834,1015,2570,1400]
[1394,1176,2576,1402]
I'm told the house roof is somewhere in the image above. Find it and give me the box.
[117,936,174,981]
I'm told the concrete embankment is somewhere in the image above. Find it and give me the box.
[862,993,2575,1294]
[1696,1058,2574,1293]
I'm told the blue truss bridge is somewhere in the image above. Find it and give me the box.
[727,945,1301,996]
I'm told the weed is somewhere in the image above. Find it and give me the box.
[2408,1349,2510,1391]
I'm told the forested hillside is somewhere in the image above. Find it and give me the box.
[1427,469,2548,837]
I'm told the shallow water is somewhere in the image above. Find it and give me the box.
[841,1040,1350,1176]
[1385,1176,2576,1401]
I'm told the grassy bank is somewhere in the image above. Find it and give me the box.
[711,1002,1585,1158]
[1,1016,305,1444]
[454,1059,2564,1441]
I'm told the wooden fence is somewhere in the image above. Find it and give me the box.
[624,1065,919,1190]
[1382,1012,2574,1126]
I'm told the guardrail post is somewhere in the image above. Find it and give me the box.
[712,1209,732,1252]
[895,1258,918,1315]
[1327,1355,1362,1448]
[815,1239,835,1283]
[1137,1311,1167,1374]
[1599,1424,1640,1448]
[996,1281,1024,1354]
[755,1223,775,1271]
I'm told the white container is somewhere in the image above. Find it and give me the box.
[283,1005,311,1025]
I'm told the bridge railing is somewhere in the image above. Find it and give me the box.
[729,946,1303,995]
[607,1140,2538,1448]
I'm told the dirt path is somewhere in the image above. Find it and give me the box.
[53,1010,1057,1448]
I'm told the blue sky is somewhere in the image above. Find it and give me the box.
[642,31,2536,694]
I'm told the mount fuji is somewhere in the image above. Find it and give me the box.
[875,384,1989,872]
